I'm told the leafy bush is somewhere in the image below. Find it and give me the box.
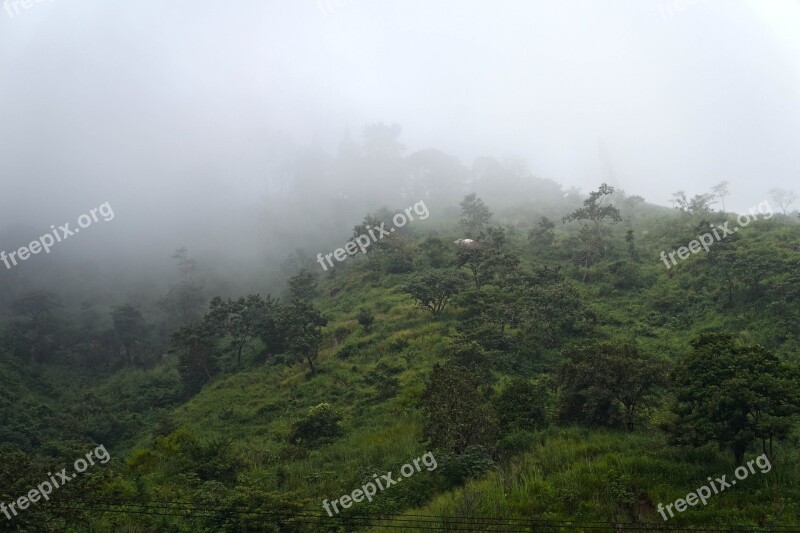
[496,428,539,460]
[288,403,343,447]
[357,307,375,332]
[438,445,495,485]
[494,377,549,433]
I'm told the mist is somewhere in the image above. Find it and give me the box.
[1,0,799,293]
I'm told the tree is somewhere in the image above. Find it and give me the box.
[567,225,604,283]
[700,219,742,306]
[10,290,61,363]
[111,304,147,366]
[420,363,498,454]
[459,193,492,237]
[515,277,591,349]
[562,183,622,282]
[624,229,640,261]
[280,248,313,276]
[563,183,622,229]
[487,250,521,285]
[205,294,271,368]
[482,226,506,251]
[558,341,667,431]
[69,301,107,367]
[362,122,405,158]
[277,300,327,375]
[495,378,548,433]
[711,181,730,212]
[159,283,206,328]
[456,288,520,353]
[419,236,452,268]
[351,213,387,259]
[455,245,493,290]
[671,191,716,215]
[461,268,591,353]
[403,270,466,315]
[172,247,197,276]
[287,269,319,301]
[733,253,776,297]
[159,248,206,328]
[254,297,285,358]
[170,323,218,396]
[403,148,467,204]
[622,195,645,213]
[528,216,556,248]
[669,334,800,464]
[770,188,796,215]
[375,234,416,274]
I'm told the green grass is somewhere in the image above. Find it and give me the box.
[12,203,797,531]
[370,428,800,531]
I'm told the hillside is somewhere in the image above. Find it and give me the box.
[2,187,800,531]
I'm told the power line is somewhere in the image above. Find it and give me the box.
[1,491,796,531]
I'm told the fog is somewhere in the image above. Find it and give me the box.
[1,0,799,286]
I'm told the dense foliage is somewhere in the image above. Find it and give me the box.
[2,172,800,531]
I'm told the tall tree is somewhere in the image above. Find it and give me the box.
[563,183,622,229]
[205,294,271,368]
[171,247,197,276]
[671,191,717,215]
[10,290,62,363]
[255,297,285,358]
[456,245,494,290]
[495,378,549,433]
[111,304,147,366]
[711,181,730,212]
[770,188,796,215]
[403,270,466,315]
[170,323,218,395]
[420,363,498,454]
[362,122,405,158]
[277,300,327,375]
[558,340,667,431]
[287,270,319,301]
[419,236,452,268]
[528,216,556,248]
[351,213,387,259]
[159,248,206,328]
[669,334,800,464]
[562,183,622,282]
[625,229,640,261]
[482,226,506,251]
[459,193,493,237]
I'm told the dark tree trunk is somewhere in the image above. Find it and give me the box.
[733,442,747,466]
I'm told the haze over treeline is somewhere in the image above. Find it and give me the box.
[5,2,800,531]
[1,0,799,297]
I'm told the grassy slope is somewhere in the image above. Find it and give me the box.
[101,208,800,530]
[370,428,800,531]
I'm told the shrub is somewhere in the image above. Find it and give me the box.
[357,308,375,332]
[494,377,549,433]
[438,445,495,485]
[288,403,343,447]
